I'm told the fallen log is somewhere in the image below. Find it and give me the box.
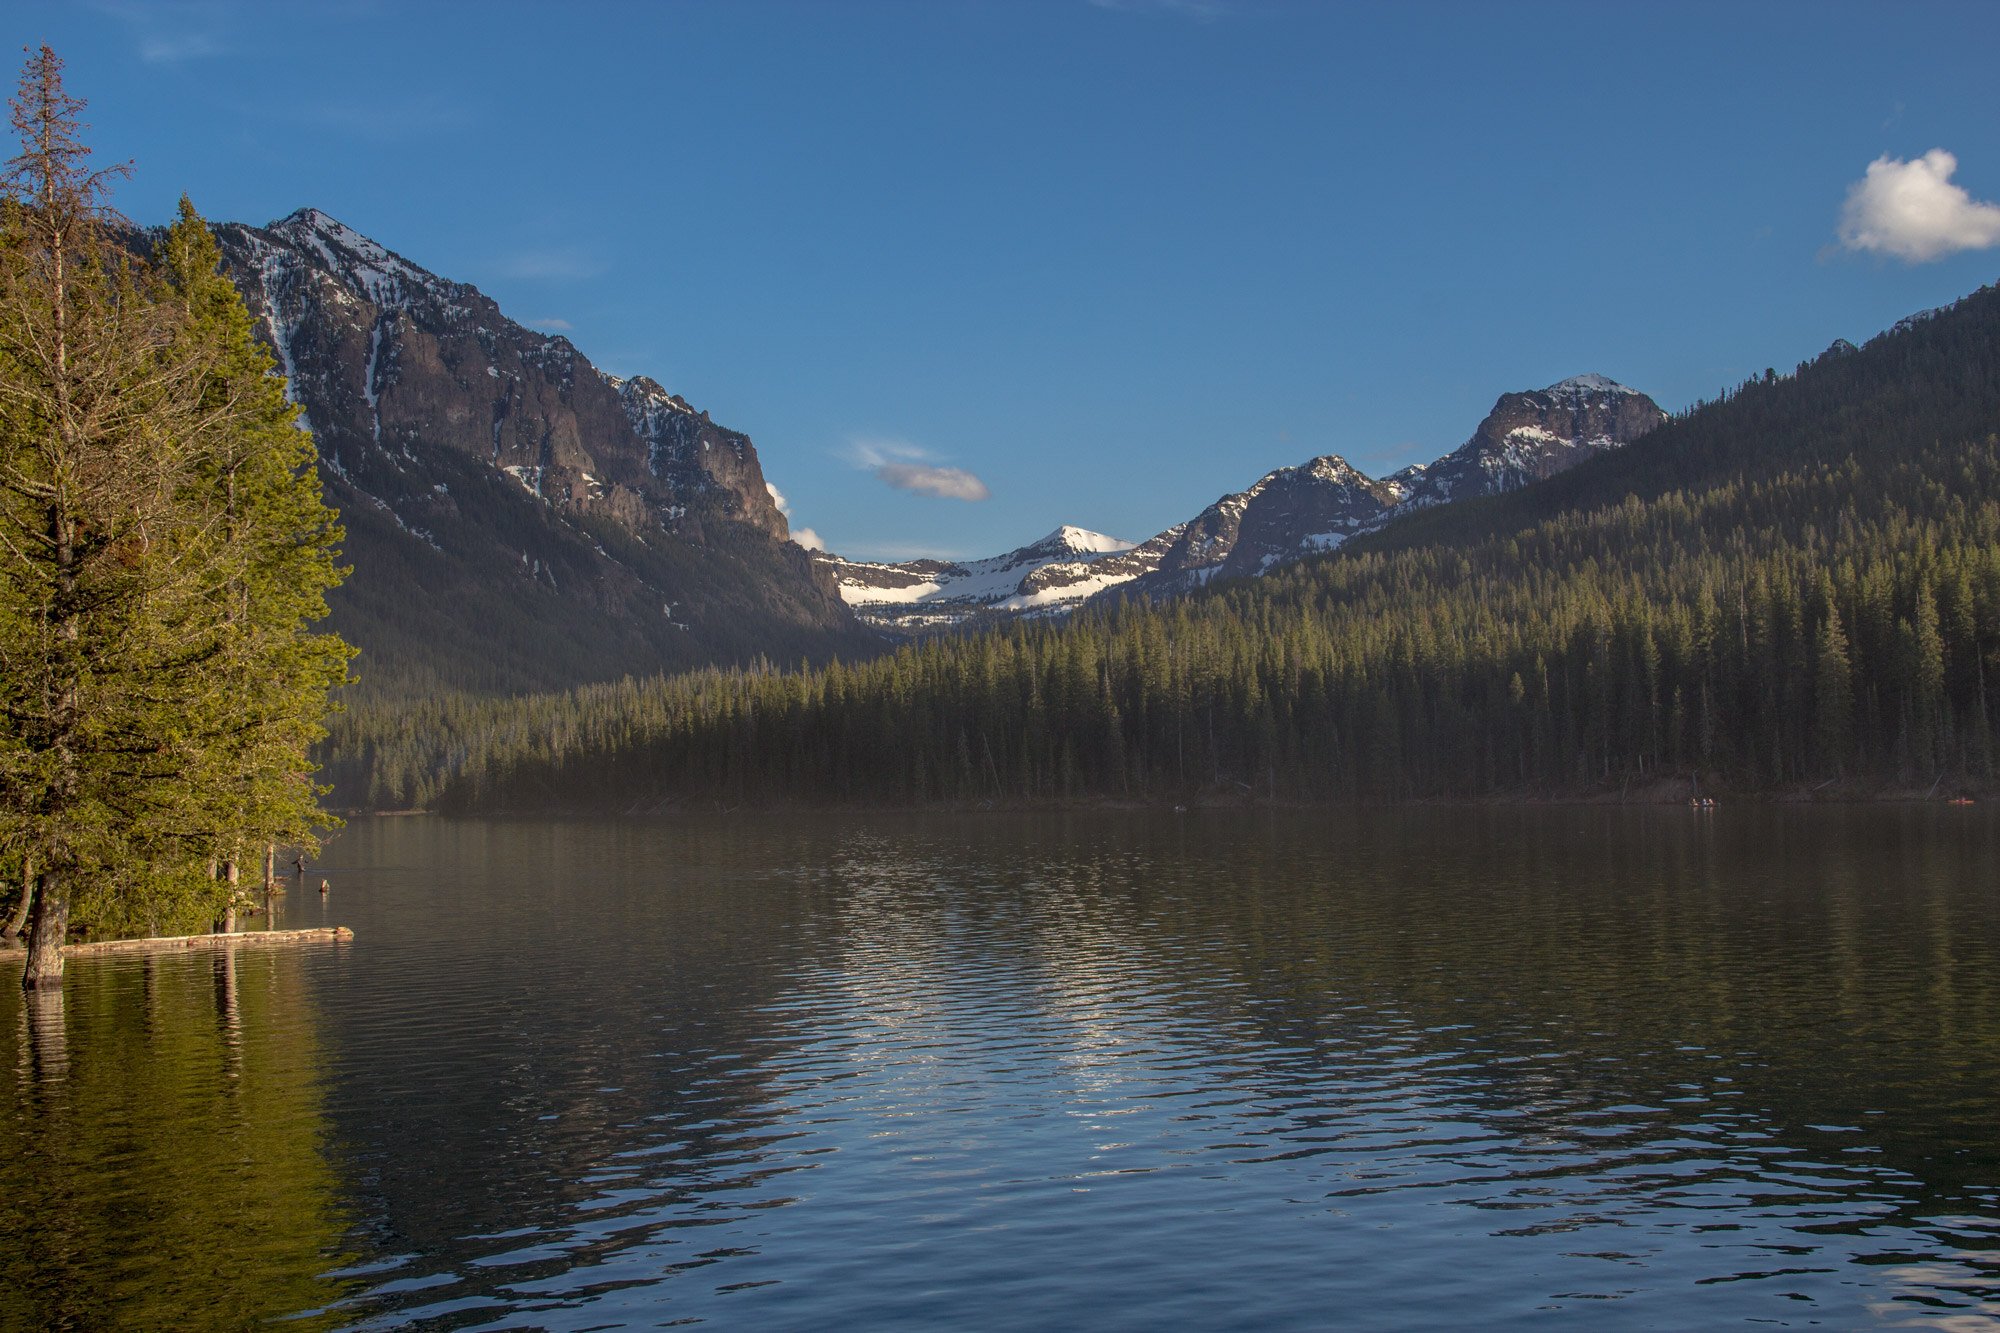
[0,927,353,961]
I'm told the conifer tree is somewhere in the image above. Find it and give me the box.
[152,198,352,918]
[0,46,202,988]
[0,48,348,987]
[1811,578,1853,778]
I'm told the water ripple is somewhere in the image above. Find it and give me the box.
[6,808,2000,1328]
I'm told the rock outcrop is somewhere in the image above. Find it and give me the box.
[201,209,869,693]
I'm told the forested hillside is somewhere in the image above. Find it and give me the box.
[325,281,2000,810]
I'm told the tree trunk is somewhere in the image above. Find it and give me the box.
[2,855,31,939]
[219,860,238,933]
[22,873,68,992]
[263,843,276,894]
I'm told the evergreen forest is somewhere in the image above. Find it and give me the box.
[325,274,2000,812]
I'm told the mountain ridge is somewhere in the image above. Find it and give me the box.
[818,374,1665,630]
[325,275,2000,812]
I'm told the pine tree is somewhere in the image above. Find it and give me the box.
[0,49,348,988]
[1811,579,1853,778]
[153,198,352,918]
[0,46,212,988]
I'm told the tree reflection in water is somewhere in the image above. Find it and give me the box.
[0,946,357,1329]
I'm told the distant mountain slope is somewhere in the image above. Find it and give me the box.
[818,526,1140,630]
[335,278,2000,811]
[200,209,873,695]
[1345,296,2000,564]
[820,376,1663,629]
[1099,453,1414,598]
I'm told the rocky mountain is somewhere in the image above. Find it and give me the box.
[1101,454,1412,591]
[168,209,1670,666]
[1394,374,1667,509]
[819,376,1665,629]
[199,209,872,695]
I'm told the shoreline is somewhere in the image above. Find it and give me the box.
[328,779,1997,820]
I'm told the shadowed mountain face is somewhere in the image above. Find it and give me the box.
[205,209,873,695]
[817,377,1666,630]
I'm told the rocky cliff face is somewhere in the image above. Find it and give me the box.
[205,209,868,694]
[822,376,1665,630]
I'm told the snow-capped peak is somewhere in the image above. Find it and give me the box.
[1304,454,1370,483]
[267,207,445,310]
[282,207,381,255]
[1040,525,1135,554]
[1544,373,1637,396]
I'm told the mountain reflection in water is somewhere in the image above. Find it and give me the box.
[4,807,1998,1329]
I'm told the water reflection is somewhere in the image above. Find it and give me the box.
[19,988,67,1087]
[5,808,2000,1328]
[0,946,357,1329]
[296,809,2000,1329]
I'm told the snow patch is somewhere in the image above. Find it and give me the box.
[363,319,384,444]
[1042,525,1135,555]
[276,208,448,312]
[1544,374,1638,396]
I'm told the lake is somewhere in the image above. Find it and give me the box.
[4,807,1999,1329]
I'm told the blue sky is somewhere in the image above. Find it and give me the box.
[13,1,2000,559]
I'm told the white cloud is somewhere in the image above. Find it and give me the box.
[1838,149,2000,262]
[846,438,992,502]
[530,317,573,331]
[876,462,991,501]
[766,482,827,550]
[845,438,925,467]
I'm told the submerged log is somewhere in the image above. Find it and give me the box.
[0,927,356,961]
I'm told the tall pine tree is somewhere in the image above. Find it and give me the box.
[148,198,353,926]
[0,49,349,988]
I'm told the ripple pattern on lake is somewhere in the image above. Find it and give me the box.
[6,807,2000,1329]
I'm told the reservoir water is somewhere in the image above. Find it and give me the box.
[4,807,1999,1329]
